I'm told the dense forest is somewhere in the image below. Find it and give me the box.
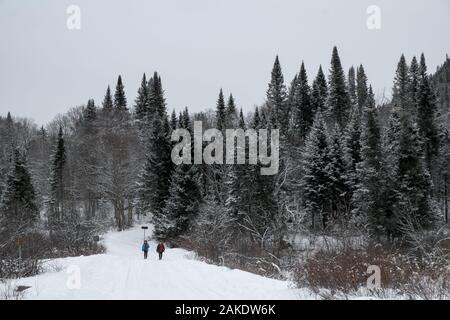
[1,47,449,295]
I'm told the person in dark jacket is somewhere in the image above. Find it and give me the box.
[142,240,150,259]
[156,241,165,260]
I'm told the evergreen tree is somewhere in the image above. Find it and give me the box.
[348,66,357,110]
[138,73,173,237]
[327,47,351,128]
[162,108,202,238]
[353,87,389,236]
[114,75,127,111]
[386,55,411,171]
[302,113,331,229]
[102,86,113,112]
[291,62,313,141]
[360,87,381,172]
[178,111,183,129]
[181,107,190,129]
[83,99,97,123]
[327,125,350,225]
[226,94,238,127]
[216,89,226,131]
[134,73,149,130]
[1,149,38,227]
[253,106,260,127]
[147,72,165,117]
[356,65,368,113]
[267,56,288,133]
[288,74,298,115]
[311,66,328,115]
[395,116,434,231]
[392,54,411,112]
[343,105,362,204]
[49,127,67,227]
[250,109,279,235]
[226,108,251,218]
[409,56,420,112]
[170,109,178,130]
[417,53,439,171]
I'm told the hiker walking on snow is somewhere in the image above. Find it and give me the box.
[156,241,165,260]
[142,240,149,259]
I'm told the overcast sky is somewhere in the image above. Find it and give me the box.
[1,0,449,125]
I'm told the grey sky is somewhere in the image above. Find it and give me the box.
[1,0,449,125]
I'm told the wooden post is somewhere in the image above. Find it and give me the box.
[17,238,22,260]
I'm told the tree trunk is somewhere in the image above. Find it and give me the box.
[127,196,133,226]
[445,174,448,224]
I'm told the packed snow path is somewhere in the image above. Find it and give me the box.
[13,226,308,299]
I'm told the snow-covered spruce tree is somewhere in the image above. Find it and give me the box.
[267,56,288,135]
[385,55,412,177]
[203,89,230,204]
[83,99,97,126]
[79,99,100,218]
[348,66,358,110]
[226,94,238,128]
[249,108,280,246]
[28,126,51,212]
[395,114,434,233]
[0,149,38,229]
[101,85,113,113]
[392,54,412,112]
[311,65,328,115]
[216,89,226,132]
[409,56,420,116]
[114,75,128,112]
[327,47,351,128]
[161,108,202,238]
[291,62,313,142]
[417,54,439,172]
[326,125,351,226]
[134,73,149,135]
[353,86,388,236]
[343,105,362,210]
[138,72,173,237]
[225,109,250,217]
[356,65,368,113]
[170,109,177,130]
[181,107,190,129]
[48,127,67,232]
[384,55,435,237]
[302,112,331,229]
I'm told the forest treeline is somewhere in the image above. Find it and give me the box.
[1,47,450,279]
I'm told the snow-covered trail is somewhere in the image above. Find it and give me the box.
[11,226,311,299]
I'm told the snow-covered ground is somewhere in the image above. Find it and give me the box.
[5,226,314,300]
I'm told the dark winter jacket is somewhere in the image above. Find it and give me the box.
[142,243,150,252]
[156,243,165,253]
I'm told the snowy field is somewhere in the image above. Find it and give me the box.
[4,226,314,300]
